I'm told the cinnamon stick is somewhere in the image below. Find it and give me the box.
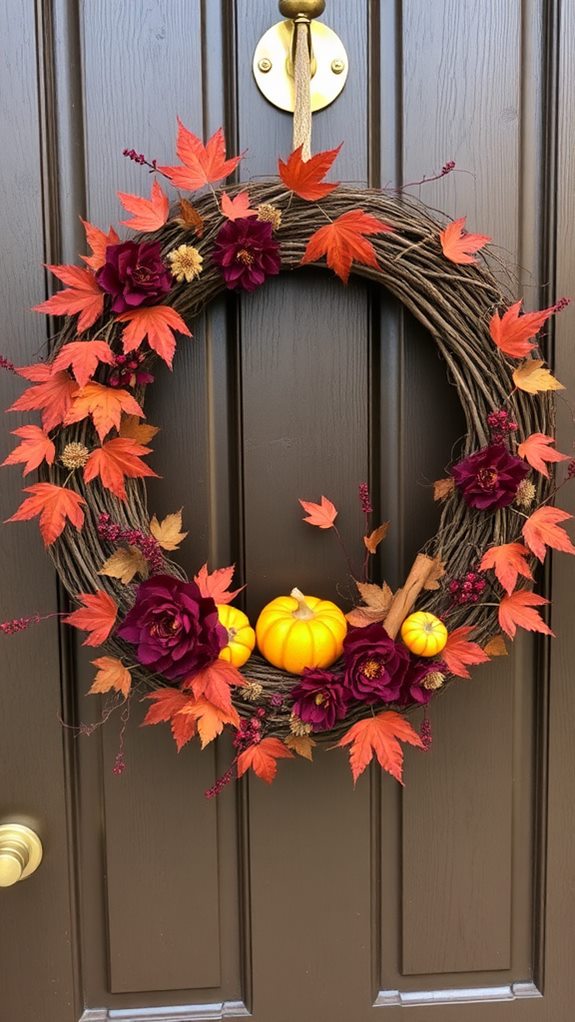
[383,553,436,639]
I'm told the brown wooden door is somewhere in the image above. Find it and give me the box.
[1,1,575,1019]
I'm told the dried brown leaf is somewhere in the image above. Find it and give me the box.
[173,198,205,236]
[150,509,188,551]
[483,634,509,657]
[433,477,455,502]
[284,735,316,761]
[98,546,149,584]
[363,522,390,554]
[347,580,394,627]
[423,557,446,591]
[119,414,160,445]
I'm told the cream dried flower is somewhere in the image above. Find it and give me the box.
[256,203,282,230]
[515,479,536,509]
[423,671,445,691]
[289,712,312,737]
[60,442,90,470]
[167,244,203,283]
[242,681,264,702]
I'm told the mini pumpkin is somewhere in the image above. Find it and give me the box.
[255,587,347,675]
[217,604,256,668]
[400,611,448,657]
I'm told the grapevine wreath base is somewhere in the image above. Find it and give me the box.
[2,125,573,787]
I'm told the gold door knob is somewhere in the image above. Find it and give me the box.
[0,824,43,887]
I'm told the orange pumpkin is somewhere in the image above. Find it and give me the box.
[255,587,347,675]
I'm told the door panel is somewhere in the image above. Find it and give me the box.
[1,2,574,1020]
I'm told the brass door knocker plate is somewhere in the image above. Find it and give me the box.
[253,17,348,113]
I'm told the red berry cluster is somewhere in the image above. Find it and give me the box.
[0,612,42,635]
[122,148,157,171]
[568,459,575,479]
[233,707,266,751]
[97,512,164,572]
[448,569,487,605]
[108,351,154,389]
[487,408,518,444]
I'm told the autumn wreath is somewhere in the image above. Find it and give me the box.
[2,124,574,790]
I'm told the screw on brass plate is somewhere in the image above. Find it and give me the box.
[331,58,345,74]
[258,57,273,73]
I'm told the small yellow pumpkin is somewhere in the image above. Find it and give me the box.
[400,611,448,657]
[256,587,347,675]
[217,604,256,668]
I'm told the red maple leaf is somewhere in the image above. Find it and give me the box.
[80,219,120,271]
[64,382,144,442]
[498,590,553,639]
[194,563,244,604]
[33,265,104,332]
[479,542,533,595]
[220,190,257,221]
[301,209,392,283]
[337,711,423,785]
[1,425,55,475]
[6,482,85,546]
[170,712,198,752]
[63,590,118,646]
[299,495,338,529]
[51,339,115,388]
[237,737,294,784]
[182,660,244,712]
[517,433,570,478]
[439,216,491,264]
[278,143,342,201]
[115,305,192,368]
[83,437,158,500]
[118,179,170,232]
[489,300,557,359]
[522,505,575,562]
[442,625,491,679]
[8,363,77,432]
[159,121,242,191]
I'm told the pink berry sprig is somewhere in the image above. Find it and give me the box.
[97,513,164,573]
[448,568,487,606]
[487,409,518,444]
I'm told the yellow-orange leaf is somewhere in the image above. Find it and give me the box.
[338,711,423,785]
[33,265,104,332]
[159,121,242,191]
[149,509,188,550]
[522,505,575,562]
[89,656,131,698]
[84,437,158,501]
[179,697,240,748]
[517,433,570,477]
[63,590,118,646]
[119,415,160,444]
[480,542,533,595]
[64,382,144,441]
[237,737,294,783]
[1,425,55,475]
[99,546,149,584]
[116,305,192,368]
[301,209,392,284]
[278,143,342,201]
[512,359,564,393]
[439,216,490,265]
[183,660,244,712]
[6,482,85,546]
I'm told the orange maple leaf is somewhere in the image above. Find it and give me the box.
[183,660,244,712]
[194,562,244,604]
[1,425,55,475]
[51,339,115,388]
[442,625,491,679]
[83,437,158,501]
[479,542,533,595]
[301,210,392,284]
[80,218,120,271]
[64,382,144,442]
[89,656,131,698]
[115,305,192,368]
[489,300,557,359]
[439,216,491,265]
[237,737,294,783]
[142,687,190,725]
[8,363,77,432]
[278,143,342,201]
[159,121,242,191]
[118,179,170,232]
[63,590,118,646]
[522,505,575,562]
[170,712,198,752]
[221,190,257,221]
[6,482,85,546]
[119,415,160,445]
[33,264,104,332]
[517,433,570,478]
[498,590,553,639]
[338,711,423,785]
[299,495,338,529]
[178,697,240,748]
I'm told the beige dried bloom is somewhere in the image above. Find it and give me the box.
[256,203,282,230]
[60,442,90,470]
[242,681,264,702]
[515,479,536,509]
[423,671,445,691]
[167,244,203,283]
[289,712,313,737]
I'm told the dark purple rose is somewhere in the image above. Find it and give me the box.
[452,443,529,510]
[96,240,172,314]
[116,575,226,681]
[212,217,281,292]
[343,623,411,704]
[291,669,349,732]
[396,659,447,707]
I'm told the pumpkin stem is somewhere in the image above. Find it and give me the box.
[290,587,315,620]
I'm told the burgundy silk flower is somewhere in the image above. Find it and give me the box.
[343,623,411,704]
[212,217,281,292]
[452,443,530,510]
[96,240,172,314]
[396,659,446,707]
[291,669,349,732]
[116,575,226,681]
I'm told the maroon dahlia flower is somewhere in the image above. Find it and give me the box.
[452,443,530,510]
[96,240,172,314]
[212,217,281,292]
[291,669,349,732]
[116,574,226,681]
[343,623,411,704]
[395,658,446,707]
